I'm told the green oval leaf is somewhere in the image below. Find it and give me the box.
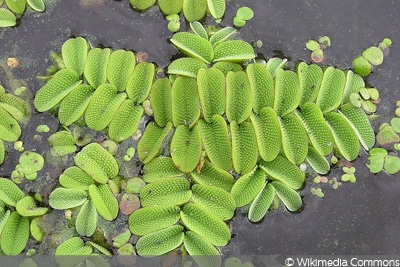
[126,62,155,103]
[143,157,184,183]
[274,69,300,117]
[150,78,173,127]
[48,131,77,157]
[76,199,98,237]
[16,196,48,217]
[0,107,21,142]
[230,168,266,207]
[250,107,281,162]
[189,161,234,192]
[140,177,192,207]
[297,62,323,106]
[5,0,25,14]
[171,76,200,128]
[129,0,156,10]
[226,71,252,123]
[108,100,143,142]
[0,212,29,255]
[85,84,126,131]
[158,0,183,15]
[207,0,225,19]
[167,57,207,78]
[305,146,330,175]
[189,21,208,39]
[209,27,236,47]
[191,184,236,220]
[198,116,232,171]
[0,178,25,207]
[0,8,16,27]
[74,143,119,184]
[49,188,87,209]
[136,225,184,256]
[341,70,365,105]
[138,121,173,164]
[182,0,207,22]
[316,67,346,113]
[27,0,45,12]
[83,48,111,88]
[271,181,302,212]
[34,68,81,112]
[170,32,213,63]
[128,205,180,236]
[230,120,258,175]
[246,63,274,113]
[59,166,95,190]
[180,203,230,246]
[58,84,94,126]
[89,184,118,221]
[213,40,255,62]
[107,49,136,92]
[184,231,221,267]
[248,182,275,222]
[259,155,305,190]
[362,46,384,66]
[55,236,93,256]
[61,37,88,76]
[0,93,31,123]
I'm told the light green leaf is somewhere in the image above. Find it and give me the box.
[0,107,21,142]
[170,32,214,63]
[76,199,98,237]
[27,0,45,12]
[225,71,252,123]
[48,131,76,157]
[271,181,302,212]
[167,57,207,78]
[0,8,16,27]
[83,48,111,88]
[126,62,155,103]
[189,161,234,192]
[107,49,136,92]
[230,168,265,207]
[59,166,95,190]
[142,156,184,183]
[248,183,275,222]
[213,40,255,62]
[61,37,88,76]
[49,188,87,209]
[5,0,25,14]
[108,100,143,142]
[0,212,29,255]
[89,184,118,221]
[0,178,25,207]
[207,0,225,19]
[16,196,48,217]
[150,78,173,127]
[182,0,207,22]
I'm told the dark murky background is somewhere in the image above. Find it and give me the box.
[1,0,400,256]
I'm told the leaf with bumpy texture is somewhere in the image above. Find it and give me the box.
[129,0,156,10]
[142,157,184,183]
[170,32,213,63]
[128,205,180,236]
[0,107,21,142]
[0,208,10,236]
[324,111,360,161]
[259,155,305,190]
[158,0,183,15]
[316,67,346,113]
[76,199,98,237]
[126,62,155,103]
[190,21,208,40]
[226,71,252,124]
[85,83,126,131]
[212,61,242,75]
[55,236,93,255]
[189,161,234,192]
[136,225,184,256]
[180,203,230,246]
[197,68,226,122]
[172,76,200,128]
[170,125,202,173]
[191,184,236,220]
[295,102,333,156]
[305,146,330,175]
[0,8,16,27]
[271,181,302,212]
[140,177,192,207]
[248,182,275,222]
[168,57,207,78]
[59,166,95,190]
[213,40,255,62]
[0,178,25,207]
[0,93,31,123]
[184,231,221,266]
[297,62,323,106]
[107,50,136,92]
[48,131,76,157]
[198,116,232,171]
[250,107,281,162]
[182,0,207,22]
[34,68,81,112]
[138,122,173,164]
[339,104,375,150]
[230,121,258,175]
[274,69,300,117]
[89,184,118,221]
[58,84,94,126]
[83,48,110,88]
[279,114,308,165]
[5,0,25,14]
[0,212,29,255]
[207,0,225,19]
[108,100,143,142]
[49,188,87,209]
[209,27,236,47]
[27,0,45,12]
[16,196,48,217]
[0,140,4,165]
[61,37,88,76]
[74,143,119,184]
[150,78,173,127]
[341,70,365,105]
[230,168,266,207]
[246,63,274,113]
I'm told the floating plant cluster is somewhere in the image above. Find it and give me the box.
[0,0,45,27]
[0,84,31,165]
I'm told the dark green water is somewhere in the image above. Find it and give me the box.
[1,0,400,256]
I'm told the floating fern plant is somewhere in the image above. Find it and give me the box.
[31,24,382,258]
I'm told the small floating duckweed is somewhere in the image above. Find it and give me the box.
[376,123,400,146]
[124,147,136,162]
[13,141,24,152]
[119,193,141,215]
[142,99,153,116]
[14,151,44,181]
[166,14,180,33]
[233,6,254,27]
[310,187,324,198]
[36,125,50,133]
[101,139,118,156]
[329,177,342,189]
[125,177,145,194]
[306,36,330,63]
[313,176,328,184]
[341,166,356,183]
